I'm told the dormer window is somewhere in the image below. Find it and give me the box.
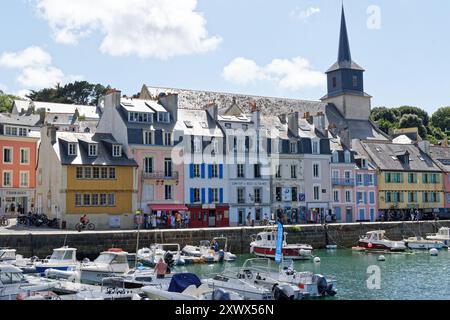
[88,144,98,157]
[163,132,173,146]
[158,112,170,123]
[143,130,154,145]
[344,151,351,163]
[128,112,153,123]
[68,143,77,156]
[290,141,297,154]
[332,151,339,163]
[312,140,320,155]
[113,145,122,157]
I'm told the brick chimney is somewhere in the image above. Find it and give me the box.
[287,112,299,137]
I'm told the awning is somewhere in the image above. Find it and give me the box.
[148,204,189,211]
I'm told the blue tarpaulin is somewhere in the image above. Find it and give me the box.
[168,273,202,293]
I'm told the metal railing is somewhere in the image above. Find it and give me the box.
[332,178,355,186]
[143,171,179,180]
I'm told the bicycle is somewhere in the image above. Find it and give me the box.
[0,217,9,227]
[75,222,96,232]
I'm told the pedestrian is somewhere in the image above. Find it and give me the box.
[175,212,182,229]
[151,214,157,229]
[246,213,251,226]
[170,214,175,229]
[143,214,149,229]
[184,212,190,228]
[154,258,168,279]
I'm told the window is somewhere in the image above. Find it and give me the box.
[291,165,297,179]
[144,157,154,174]
[312,141,319,155]
[88,144,98,157]
[76,167,83,179]
[158,112,170,123]
[164,159,173,177]
[2,171,12,187]
[163,132,173,146]
[408,173,417,184]
[291,187,298,201]
[113,145,122,157]
[212,189,220,203]
[356,174,363,186]
[68,143,77,156]
[254,164,261,178]
[165,185,173,200]
[93,167,100,179]
[84,167,92,179]
[109,168,116,179]
[344,151,351,163]
[237,188,246,204]
[193,137,202,153]
[367,174,374,186]
[75,194,82,206]
[369,192,375,204]
[83,194,91,206]
[92,194,99,206]
[408,192,418,203]
[3,148,12,164]
[237,165,245,178]
[143,131,154,145]
[345,190,352,203]
[332,77,337,88]
[313,186,320,201]
[290,141,297,154]
[353,76,358,87]
[20,148,29,165]
[332,152,339,163]
[5,126,28,137]
[333,190,340,203]
[193,164,201,178]
[100,194,107,206]
[192,188,201,203]
[108,194,116,206]
[101,167,108,179]
[275,187,282,202]
[313,163,320,179]
[211,164,219,178]
[254,188,262,203]
[19,171,28,187]
[275,165,281,179]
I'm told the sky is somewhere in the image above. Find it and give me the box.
[0,0,449,115]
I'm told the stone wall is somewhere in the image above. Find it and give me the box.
[2,221,449,259]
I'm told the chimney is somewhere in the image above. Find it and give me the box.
[278,114,287,124]
[47,125,57,145]
[313,112,326,134]
[250,101,260,129]
[159,93,179,123]
[205,101,218,122]
[38,109,46,124]
[287,112,299,137]
[104,89,121,110]
[418,140,430,155]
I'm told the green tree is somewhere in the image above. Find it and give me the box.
[0,93,23,113]
[430,107,450,132]
[397,106,429,126]
[398,114,427,138]
[375,119,396,136]
[371,107,398,123]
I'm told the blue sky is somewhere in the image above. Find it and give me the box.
[0,0,449,115]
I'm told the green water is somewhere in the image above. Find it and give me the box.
[175,250,450,300]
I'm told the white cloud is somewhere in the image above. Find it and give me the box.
[290,6,321,22]
[222,57,326,91]
[0,46,82,89]
[33,0,222,59]
[15,89,32,99]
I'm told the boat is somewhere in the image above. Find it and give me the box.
[142,273,243,300]
[34,247,79,275]
[182,237,237,263]
[404,236,445,250]
[202,260,304,300]
[358,230,407,252]
[79,248,130,285]
[250,231,313,260]
[426,227,450,246]
[137,244,186,267]
[0,264,58,300]
[0,249,17,264]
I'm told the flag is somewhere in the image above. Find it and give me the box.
[275,222,284,263]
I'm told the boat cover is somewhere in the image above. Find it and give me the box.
[168,273,202,293]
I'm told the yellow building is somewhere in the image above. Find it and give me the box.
[357,140,444,218]
[36,127,138,229]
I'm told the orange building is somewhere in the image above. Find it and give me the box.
[0,114,41,215]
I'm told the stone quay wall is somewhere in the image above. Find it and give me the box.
[1,221,449,259]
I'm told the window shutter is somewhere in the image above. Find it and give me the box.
[208,165,212,179]
[190,164,194,179]
[201,188,206,204]
[219,164,223,179]
[208,189,213,204]
[220,188,224,204]
[201,164,205,179]
[190,188,195,203]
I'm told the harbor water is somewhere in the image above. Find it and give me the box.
[177,250,450,300]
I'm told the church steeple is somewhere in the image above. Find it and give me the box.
[338,5,351,63]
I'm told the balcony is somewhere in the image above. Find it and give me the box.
[143,171,179,180]
[332,178,355,187]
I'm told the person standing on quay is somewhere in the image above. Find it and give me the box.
[154,258,168,279]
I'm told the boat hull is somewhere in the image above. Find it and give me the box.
[80,270,124,285]
[251,246,312,260]
[358,241,406,252]
[35,265,76,275]
[406,242,445,250]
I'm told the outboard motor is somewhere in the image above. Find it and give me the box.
[314,274,328,296]
[272,284,294,301]
[218,250,225,263]
[164,251,174,274]
[212,289,231,301]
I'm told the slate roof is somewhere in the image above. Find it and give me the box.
[0,113,41,127]
[175,109,223,138]
[428,146,450,172]
[14,100,100,120]
[359,140,441,172]
[54,132,137,166]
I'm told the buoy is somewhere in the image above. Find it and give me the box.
[314,257,321,263]
[430,248,438,256]
[368,243,373,249]
[378,255,386,261]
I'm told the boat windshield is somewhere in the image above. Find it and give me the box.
[0,272,25,285]
[50,250,74,261]
[94,253,116,264]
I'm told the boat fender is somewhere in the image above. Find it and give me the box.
[430,248,439,256]
[314,257,321,264]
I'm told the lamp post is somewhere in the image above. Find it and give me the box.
[135,208,142,269]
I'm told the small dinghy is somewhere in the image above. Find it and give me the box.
[404,236,445,250]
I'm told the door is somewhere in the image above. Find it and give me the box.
[346,208,353,223]
[359,209,365,221]
[370,208,375,222]
[334,207,341,222]
[238,210,244,226]
[208,210,216,227]
[164,158,173,177]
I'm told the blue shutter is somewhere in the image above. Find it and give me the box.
[190,188,195,204]
[219,164,223,179]
[201,188,206,204]
[208,165,212,179]
[220,188,224,204]
[190,164,194,179]
[201,164,205,179]
[334,208,341,220]
[208,189,213,204]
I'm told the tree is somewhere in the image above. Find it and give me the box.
[371,107,398,123]
[27,81,110,106]
[398,114,427,138]
[0,93,23,113]
[397,106,429,126]
[375,119,396,136]
[431,107,450,132]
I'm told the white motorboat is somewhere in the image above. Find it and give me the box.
[250,231,313,260]
[34,247,79,275]
[79,249,130,285]
[358,230,407,252]
[202,260,304,300]
[0,265,58,300]
[426,227,450,247]
[183,237,237,263]
[137,244,185,267]
[142,273,243,301]
[0,249,17,264]
[404,236,445,250]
